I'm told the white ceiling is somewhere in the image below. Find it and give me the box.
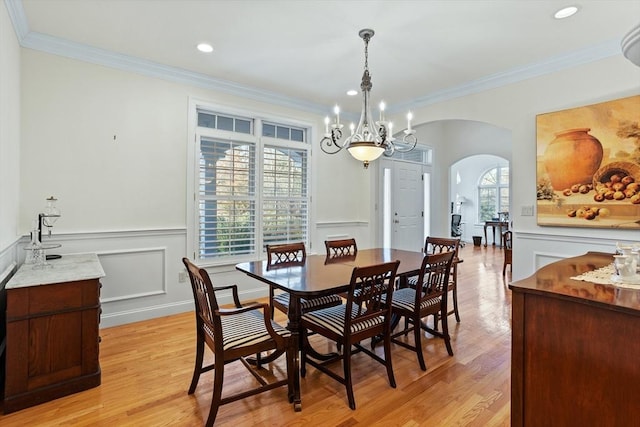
[10,0,640,116]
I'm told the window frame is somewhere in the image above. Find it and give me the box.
[477,165,510,223]
[187,99,313,266]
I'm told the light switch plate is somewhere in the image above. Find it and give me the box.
[521,205,534,216]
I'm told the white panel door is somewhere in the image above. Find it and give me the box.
[392,162,424,252]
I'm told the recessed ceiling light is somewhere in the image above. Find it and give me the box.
[197,43,213,53]
[554,6,579,19]
[346,89,358,96]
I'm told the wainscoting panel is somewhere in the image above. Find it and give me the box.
[315,221,371,251]
[98,248,166,302]
[19,228,193,328]
[513,231,625,281]
[4,227,629,328]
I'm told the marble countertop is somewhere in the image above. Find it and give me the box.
[6,253,105,289]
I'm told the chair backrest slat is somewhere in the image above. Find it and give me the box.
[414,251,455,305]
[325,238,358,258]
[346,261,399,333]
[503,230,513,250]
[266,242,306,269]
[425,236,460,257]
[182,257,222,345]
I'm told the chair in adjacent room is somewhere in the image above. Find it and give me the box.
[266,242,342,317]
[324,238,358,263]
[300,261,400,410]
[451,214,462,238]
[503,230,512,276]
[182,257,295,427]
[388,251,455,371]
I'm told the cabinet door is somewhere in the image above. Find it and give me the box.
[28,312,83,388]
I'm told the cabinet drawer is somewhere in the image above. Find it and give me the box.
[7,279,100,319]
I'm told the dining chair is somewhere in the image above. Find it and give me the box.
[406,236,462,328]
[503,230,512,276]
[324,238,358,260]
[388,251,455,371]
[266,242,342,317]
[182,257,295,427]
[300,260,400,410]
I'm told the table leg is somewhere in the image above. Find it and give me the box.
[287,296,302,411]
[492,225,497,246]
[484,224,488,247]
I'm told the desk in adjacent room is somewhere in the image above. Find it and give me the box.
[483,220,509,247]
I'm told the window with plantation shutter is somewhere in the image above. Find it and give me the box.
[199,138,256,258]
[191,106,311,262]
[262,146,308,247]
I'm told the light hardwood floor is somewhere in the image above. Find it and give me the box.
[0,244,513,426]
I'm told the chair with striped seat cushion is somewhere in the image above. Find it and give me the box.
[406,236,462,328]
[300,260,400,410]
[182,257,295,427]
[266,242,342,317]
[389,251,455,371]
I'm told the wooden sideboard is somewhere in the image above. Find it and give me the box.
[509,252,640,426]
[4,253,105,414]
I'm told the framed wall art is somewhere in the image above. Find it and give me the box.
[536,95,640,229]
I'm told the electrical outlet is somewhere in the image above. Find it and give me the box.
[521,205,534,216]
[178,270,188,283]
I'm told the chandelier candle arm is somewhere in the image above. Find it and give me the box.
[319,28,418,168]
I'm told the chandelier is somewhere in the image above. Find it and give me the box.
[320,28,418,168]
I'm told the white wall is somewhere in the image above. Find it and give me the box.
[18,49,375,326]
[0,1,21,275]
[8,6,640,325]
[405,55,640,280]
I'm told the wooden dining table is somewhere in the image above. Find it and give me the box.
[235,248,426,411]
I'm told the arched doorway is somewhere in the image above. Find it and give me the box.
[450,154,510,243]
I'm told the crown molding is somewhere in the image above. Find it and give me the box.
[4,0,28,43]
[397,39,622,113]
[6,0,625,118]
[20,30,328,116]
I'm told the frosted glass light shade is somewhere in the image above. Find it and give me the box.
[347,141,385,163]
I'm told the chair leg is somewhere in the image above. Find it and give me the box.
[205,356,224,427]
[384,328,397,386]
[503,263,507,276]
[188,333,205,394]
[343,343,356,410]
[452,285,460,323]
[413,314,427,371]
[441,307,454,356]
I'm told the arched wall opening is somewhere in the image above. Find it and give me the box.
[405,119,512,240]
